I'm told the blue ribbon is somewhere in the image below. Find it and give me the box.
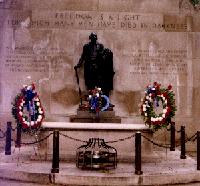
[147,86,159,107]
[89,94,109,113]
[89,96,99,113]
[100,95,109,111]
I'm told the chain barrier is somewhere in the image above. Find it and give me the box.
[20,133,53,145]
[11,126,18,131]
[60,132,88,143]
[141,134,171,148]
[60,132,136,144]
[106,134,135,143]
[0,129,6,138]
[186,133,197,142]
[175,129,181,133]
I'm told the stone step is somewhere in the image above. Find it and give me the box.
[79,105,114,111]
[76,110,116,117]
[70,116,121,123]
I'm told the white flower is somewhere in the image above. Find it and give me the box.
[23,118,25,122]
[145,113,147,116]
[162,114,165,118]
[146,96,149,99]
[38,115,42,120]
[96,93,99,97]
[35,98,39,102]
[23,101,25,104]
[143,108,146,112]
[161,94,163,97]
[159,117,162,121]
[152,88,155,91]
[145,91,147,93]
[19,111,23,116]
[27,86,31,90]
[163,109,167,114]
[21,103,23,106]
[89,95,92,98]
[98,88,101,91]
[31,121,34,126]
[23,85,27,88]
[145,101,148,104]
[39,110,43,114]
[141,99,143,102]
[27,122,30,126]
[36,102,40,106]
[165,100,167,104]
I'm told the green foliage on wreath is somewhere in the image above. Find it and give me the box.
[141,83,177,132]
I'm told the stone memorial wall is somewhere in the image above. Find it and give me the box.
[0,0,200,144]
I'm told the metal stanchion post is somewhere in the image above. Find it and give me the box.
[135,132,143,175]
[170,122,175,151]
[197,131,200,170]
[180,126,186,159]
[51,130,59,173]
[15,125,21,148]
[5,122,12,155]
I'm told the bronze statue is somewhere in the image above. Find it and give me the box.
[74,32,115,97]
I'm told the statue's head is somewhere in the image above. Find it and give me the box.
[89,32,98,40]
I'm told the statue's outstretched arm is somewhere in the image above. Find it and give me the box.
[75,45,87,69]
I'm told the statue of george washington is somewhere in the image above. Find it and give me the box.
[74,32,115,97]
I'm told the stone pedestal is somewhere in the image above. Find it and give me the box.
[38,122,160,163]
[70,104,121,123]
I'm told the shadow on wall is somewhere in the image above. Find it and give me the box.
[51,87,80,107]
[115,90,141,114]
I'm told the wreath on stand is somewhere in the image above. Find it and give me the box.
[87,87,109,117]
[141,82,177,132]
[11,83,44,135]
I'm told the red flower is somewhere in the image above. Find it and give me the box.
[168,85,172,90]
[99,97,101,100]
[91,90,95,94]
[34,92,37,97]
[161,119,165,124]
[147,119,151,123]
[21,88,25,92]
[23,124,28,129]
[151,93,155,98]
[155,121,160,125]
[163,93,168,99]
[167,107,172,112]
[96,107,99,111]
[154,82,157,85]
[156,86,160,90]
[166,111,170,116]
[141,105,143,110]
[157,91,161,95]
[167,100,170,103]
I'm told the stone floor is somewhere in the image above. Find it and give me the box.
[0,143,200,185]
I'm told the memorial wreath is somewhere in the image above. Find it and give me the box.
[88,87,109,114]
[141,82,177,131]
[11,83,44,135]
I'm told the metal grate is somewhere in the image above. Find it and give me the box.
[76,138,117,170]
